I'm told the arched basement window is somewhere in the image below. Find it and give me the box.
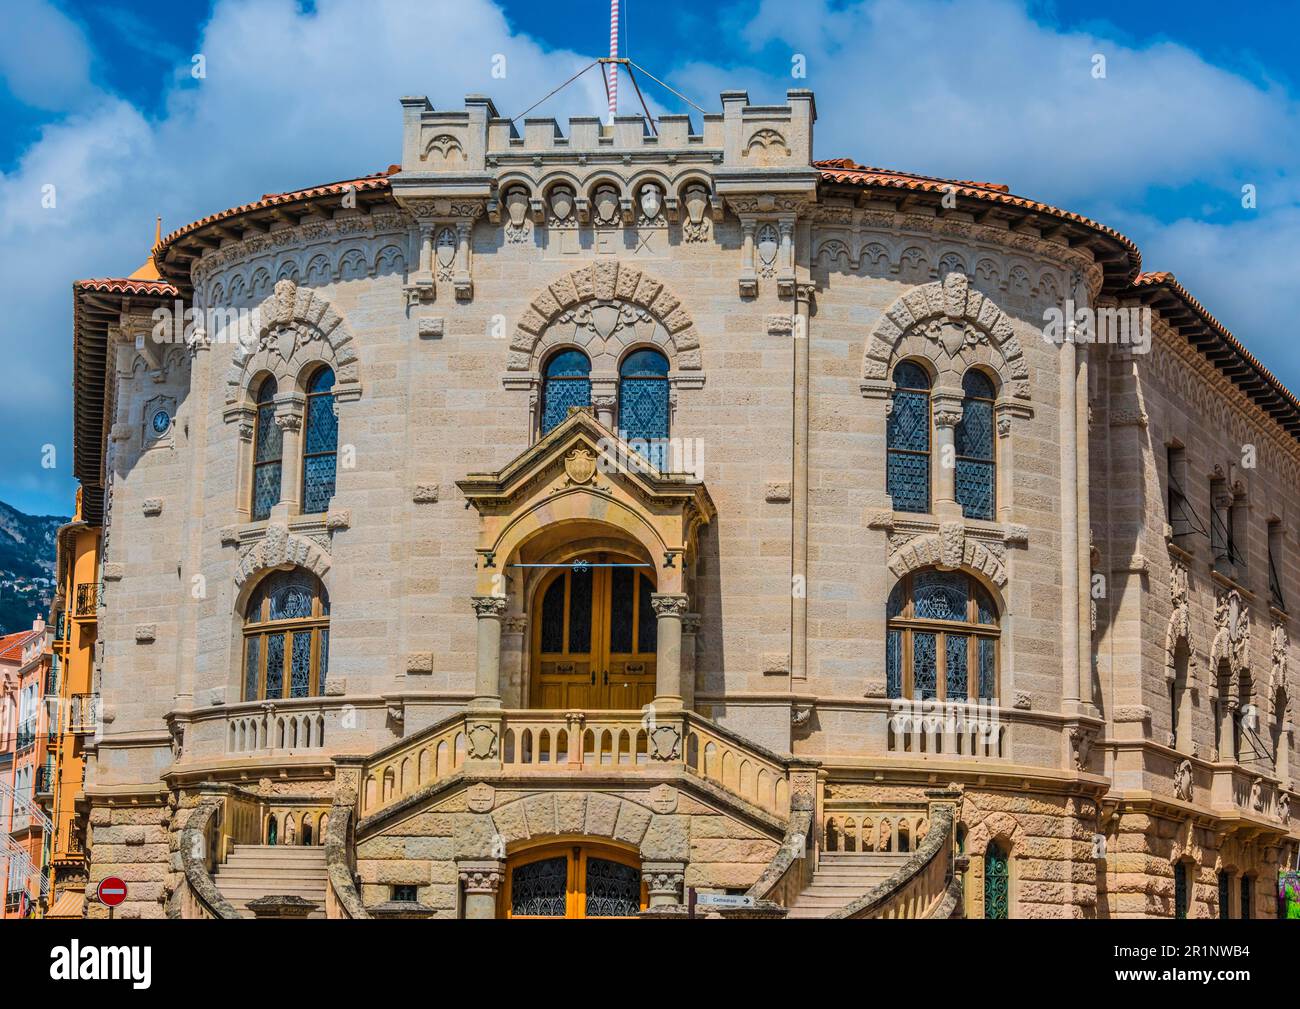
[955,370,996,520]
[618,348,670,470]
[540,349,592,435]
[886,570,999,702]
[243,570,330,701]
[251,376,283,520]
[984,841,1009,919]
[302,366,338,514]
[887,361,931,513]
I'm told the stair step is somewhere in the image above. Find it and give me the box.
[215,886,327,898]
[216,866,328,878]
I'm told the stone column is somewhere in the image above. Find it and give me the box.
[642,861,685,908]
[650,594,689,710]
[272,392,306,517]
[1220,698,1239,761]
[681,613,701,710]
[499,615,527,709]
[470,596,507,709]
[458,860,503,919]
[592,380,617,430]
[790,283,812,683]
[1059,280,1081,712]
[932,391,963,520]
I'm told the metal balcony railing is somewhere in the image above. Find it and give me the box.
[35,763,55,795]
[73,582,103,619]
[15,725,36,751]
[44,656,60,696]
[68,694,100,735]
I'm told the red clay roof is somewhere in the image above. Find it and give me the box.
[0,628,41,664]
[814,157,1142,278]
[75,278,179,297]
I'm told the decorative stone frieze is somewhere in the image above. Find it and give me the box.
[135,624,156,644]
[141,498,163,516]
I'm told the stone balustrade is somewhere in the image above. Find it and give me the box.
[823,801,931,854]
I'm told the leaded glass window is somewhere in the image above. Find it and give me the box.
[509,856,568,917]
[887,361,931,513]
[618,348,669,470]
[540,349,591,434]
[584,857,642,917]
[251,376,282,520]
[885,570,1000,702]
[984,842,1009,919]
[955,370,996,520]
[302,366,337,514]
[242,570,330,701]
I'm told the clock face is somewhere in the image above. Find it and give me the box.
[151,409,171,436]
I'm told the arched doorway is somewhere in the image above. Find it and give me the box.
[501,841,646,918]
[531,553,657,709]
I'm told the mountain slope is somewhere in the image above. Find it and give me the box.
[0,501,67,634]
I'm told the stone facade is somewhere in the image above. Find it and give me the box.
[69,87,1299,919]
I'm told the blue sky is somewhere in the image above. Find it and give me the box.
[1,0,1298,516]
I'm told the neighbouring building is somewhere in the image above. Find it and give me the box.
[37,489,101,919]
[0,621,52,917]
[66,88,1299,920]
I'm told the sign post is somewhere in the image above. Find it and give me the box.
[97,876,128,919]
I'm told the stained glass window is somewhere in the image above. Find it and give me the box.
[540,349,591,434]
[636,573,657,654]
[243,569,330,700]
[887,362,930,513]
[984,842,1009,919]
[609,567,635,654]
[584,858,641,917]
[510,856,568,917]
[302,367,337,514]
[251,376,282,520]
[885,570,999,702]
[955,370,995,520]
[618,349,669,470]
[568,566,593,654]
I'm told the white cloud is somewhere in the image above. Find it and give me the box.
[0,0,96,111]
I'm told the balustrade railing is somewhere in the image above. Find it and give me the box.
[68,694,99,735]
[824,802,931,853]
[73,582,102,619]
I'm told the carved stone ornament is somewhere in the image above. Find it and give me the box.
[458,863,503,895]
[756,223,779,277]
[564,447,597,485]
[648,724,682,761]
[638,184,663,224]
[647,783,678,814]
[1280,793,1291,826]
[466,782,496,813]
[1069,726,1095,771]
[593,186,620,226]
[505,188,530,243]
[682,185,711,242]
[1173,758,1194,801]
[549,186,574,222]
[466,722,499,760]
[1250,776,1265,812]
[471,595,508,620]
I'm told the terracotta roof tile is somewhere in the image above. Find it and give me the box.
[74,278,179,297]
[0,629,40,663]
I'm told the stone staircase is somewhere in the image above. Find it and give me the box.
[212,845,328,918]
[784,851,913,919]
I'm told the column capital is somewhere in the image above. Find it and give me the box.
[457,859,504,895]
[471,595,508,619]
[650,593,690,619]
[642,861,686,905]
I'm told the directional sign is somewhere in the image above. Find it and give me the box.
[97,877,128,907]
[694,893,754,909]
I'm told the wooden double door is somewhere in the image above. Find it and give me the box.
[532,559,657,710]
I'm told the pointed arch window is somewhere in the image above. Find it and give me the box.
[302,366,338,514]
[955,370,996,520]
[886,570,999,701]
[242,570,330,701]
[251,376,283,521]
[887,361,931,513]
[540,349,592,435]
[618,348,669,470]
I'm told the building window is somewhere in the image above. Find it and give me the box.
[984,841,1009,919]
[392,884,418,902]
[1218,869,1231,919]
[1268,520,1286,610]
[302,366,338,514]
[251,376,283,521]
[1165,445,1200,539]
[886,361,931,514]
[242,570,330,701]
[1240,875,1253,920]
[886,570,999,701]
[955,370,995,520]
[618,348,670,470]
[540,349,592,435]
[1174,861,1189,919]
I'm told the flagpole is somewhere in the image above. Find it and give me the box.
[608,0,619,125]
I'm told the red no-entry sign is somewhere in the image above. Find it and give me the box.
[97,877,128,907]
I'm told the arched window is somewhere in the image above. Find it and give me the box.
[618,348,670,469]
[955,370,995,520]
[251,376,282,520]
[984,841,1009,919]
[242,570,330,701]
[887,361,931,513]
[302,366,337,514]
[1174,861,1190,919]
[540,349,591,435]
[886,570,999,701]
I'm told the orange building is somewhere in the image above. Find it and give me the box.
[39,492,101,919]
[0,622,52,918]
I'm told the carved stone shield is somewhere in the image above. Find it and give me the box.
[683,185,708,225]
[564,448,597,484]
[594,186,619,225]
[505,188,529,228]
[549,187,574,221]
[639,184,662,221]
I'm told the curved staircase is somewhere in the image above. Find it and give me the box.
[213,845,328,918]
[785,851,913,918]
